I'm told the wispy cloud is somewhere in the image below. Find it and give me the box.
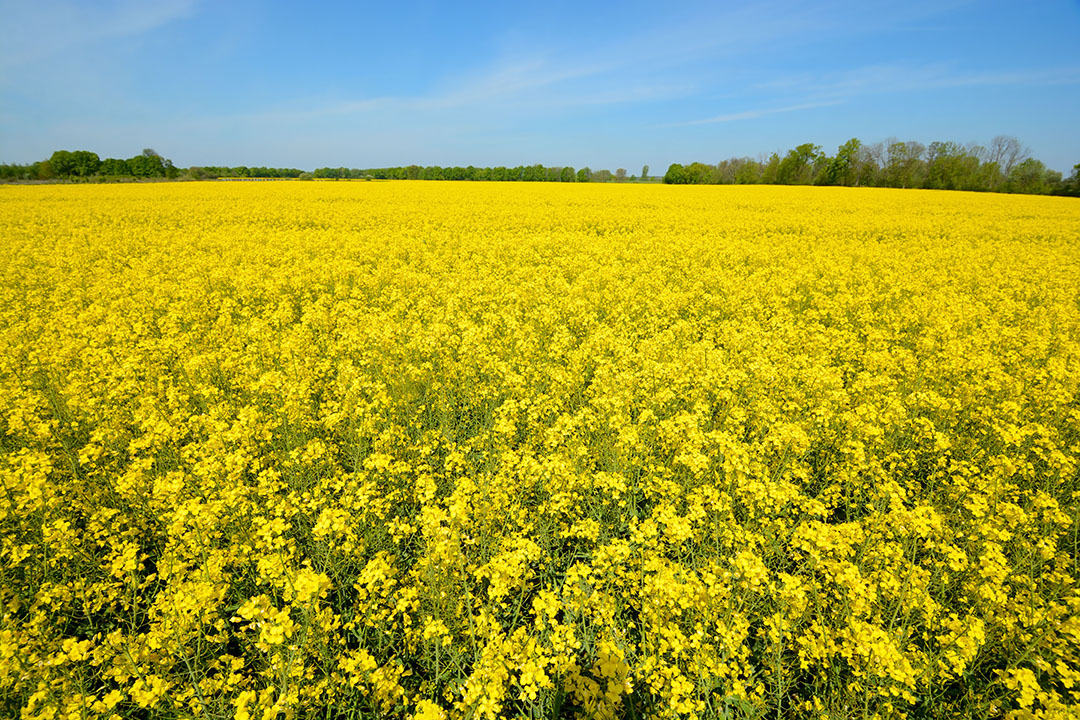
[663,101,842,127]
[203,52,695,131]
[758,63,1080,99]
[0,0,198,70]
[418,59,619,109]
[922,66,1080,90]
[218,3,848,128]
[678,62,1080,131]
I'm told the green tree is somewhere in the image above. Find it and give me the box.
[1005,158,1053,194]
[663,163,687,184]
[128,149,168,177]
[760,153,781,184]
[715,159,738,184]
[641,164,649,181]
[987,136,1028,184]
[883,140,926,189]
[776,143,821,185]
[853,143,883,187]
[519,164,542,182]
[1062,163,1080,196]
[100,158,130,176]
[822,138,861,186]
[734,159,761,184]
[49,150,75,177]
[686,162,712,184]
[577,167,591,182]
[69,150,101,177]
[925,142,982,191]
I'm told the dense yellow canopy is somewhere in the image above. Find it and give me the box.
[1,181,1078,719]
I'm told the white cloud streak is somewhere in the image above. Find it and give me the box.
[663,101,843,127]
[757,63,1080,99]
[668,62,1080,129]
[0,0,198,71]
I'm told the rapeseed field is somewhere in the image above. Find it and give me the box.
[1,181,1079,719]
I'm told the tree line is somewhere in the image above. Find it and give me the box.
[0,149,179,181]
[187,166,307,180]
[0,150,307,182]
[3,139,1078,196]
[663,136,1080,196]
[311,165,645,182]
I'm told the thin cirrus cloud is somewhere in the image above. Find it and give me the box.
[205,55,696,131]
[662,101,843,127]
[0,0,199,71]
[669,62,1080,130]
[759,62,1080,98]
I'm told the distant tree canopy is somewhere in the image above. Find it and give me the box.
[0,150,302,182]
[310,164,595,182]
[49,150,103,177]
[128,149,176,178]
[663,135,1076,196]
[192,166,306,179]
[1,148,178,181]
[2,136,1077,196]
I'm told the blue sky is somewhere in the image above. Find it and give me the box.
[2,0,1079,172]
